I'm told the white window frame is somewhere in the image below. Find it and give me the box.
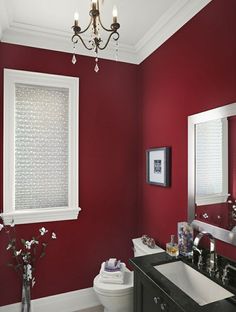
[3,69,81,224]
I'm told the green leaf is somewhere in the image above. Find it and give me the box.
[40,252,46,258]
[9,239,14,245]
[15,264,22,269]
[21,239,26,245]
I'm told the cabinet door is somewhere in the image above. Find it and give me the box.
[134,271,181,312]
[142,278,164,312]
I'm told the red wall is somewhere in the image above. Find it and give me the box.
[1,0,236,307]
[0,44,139,305]
[138,0,236,259]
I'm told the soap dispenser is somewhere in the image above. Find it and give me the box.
[166,235,179,257]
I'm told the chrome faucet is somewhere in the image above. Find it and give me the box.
[193,232,217,276]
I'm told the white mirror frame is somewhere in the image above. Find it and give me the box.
[188,102,236,245]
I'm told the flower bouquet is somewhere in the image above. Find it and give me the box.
[0,217,56,312]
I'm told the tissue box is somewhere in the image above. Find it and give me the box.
[178,222,193,256]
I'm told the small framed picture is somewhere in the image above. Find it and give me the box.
[146,147,170,187]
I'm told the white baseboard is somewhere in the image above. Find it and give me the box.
[0,287,101,312]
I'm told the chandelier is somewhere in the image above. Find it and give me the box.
[71,0,120,72]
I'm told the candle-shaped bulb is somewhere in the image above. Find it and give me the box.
[92,0,97,10]
[112,5,118,23]
[74,11,79,26]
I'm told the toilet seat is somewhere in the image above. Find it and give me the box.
[93,270,133,296]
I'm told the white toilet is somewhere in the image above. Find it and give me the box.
[93,237,164,312]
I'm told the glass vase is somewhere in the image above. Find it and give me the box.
[21,275,31,312]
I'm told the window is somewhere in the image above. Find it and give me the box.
[3,69,80,224]
[195,118,228,205]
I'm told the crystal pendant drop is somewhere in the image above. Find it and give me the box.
[94,63,99,73]
[72,54,77,65]
[94,56,99,72]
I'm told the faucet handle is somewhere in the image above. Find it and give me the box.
[222,267,229,285]
[207,266,218,277]
[222,264,236,285]
[192,245,202,255]
[192,245,202,266]
[197,254,204,270]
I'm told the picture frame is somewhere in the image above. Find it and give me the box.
[146,147,170,187]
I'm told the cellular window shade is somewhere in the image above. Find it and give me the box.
[15,84,69,210]
[196,118,226,198]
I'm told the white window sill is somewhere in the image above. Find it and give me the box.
[1,207,81,225]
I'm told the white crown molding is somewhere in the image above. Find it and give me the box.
[1,22,138,64]
[1,0,212,64]
[0,287,101,312]
[135,0,212,64]
[0,0,11,38]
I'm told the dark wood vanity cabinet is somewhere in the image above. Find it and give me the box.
[131,253,236,312]
[134,271,183,312]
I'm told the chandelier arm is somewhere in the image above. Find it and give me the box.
[72,35,79,44]
[98,31,120,51]
[98,15,114,32]
[72,34,93,51]
[77,18,93,34]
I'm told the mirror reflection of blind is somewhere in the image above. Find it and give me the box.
[196,119,226,197]
[15,84,69,210]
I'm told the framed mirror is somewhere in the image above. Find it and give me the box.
[188,102,236,245]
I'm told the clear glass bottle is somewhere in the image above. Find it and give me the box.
[166,235,179,257]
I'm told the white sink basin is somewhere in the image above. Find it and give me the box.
[154,261,234,306]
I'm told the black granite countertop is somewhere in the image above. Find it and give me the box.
[130,252,236,312]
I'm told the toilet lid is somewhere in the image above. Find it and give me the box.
[93,271,133,295]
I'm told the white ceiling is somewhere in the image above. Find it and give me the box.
[0,0,211,64]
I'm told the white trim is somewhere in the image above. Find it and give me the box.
[1,0,211,65]
[189,103,236,124]
[0,287,100,312]
[1,25,138,65]
[3,69,80,225]
[2,207,81,225]
[0,0,10,38]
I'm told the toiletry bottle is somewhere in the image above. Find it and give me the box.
[166,235,179,257]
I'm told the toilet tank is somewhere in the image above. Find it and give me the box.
[132,237,164,257]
